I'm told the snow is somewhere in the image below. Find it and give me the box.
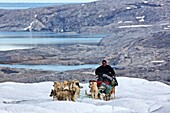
[124,21,133,23]
[118,25,152,28]
[126,7,131,10]
[99,15,102,18]
[150,60,165,63]
[139,18,145,22]
[0,77,170,113]
[136,16,145,22]
[118,21,123,24]
[60,29,64,32]
[24,21,34,31]
[164,27,170,30]
[143,1,148,4]
[0,45,32,51]
[136,16,145,19]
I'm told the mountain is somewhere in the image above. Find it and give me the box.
[0,77,170,113]
[0,0,169,33]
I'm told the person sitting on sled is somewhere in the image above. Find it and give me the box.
[95,60,118,93]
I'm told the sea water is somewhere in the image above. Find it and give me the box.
[0,3,64,9]
[0,31,104,51]
[0,31,107,71]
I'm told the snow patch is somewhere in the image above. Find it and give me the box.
[124,21,133,23]
[164,27,170,30]
[118,21,123,24]
[139,18,144,22]
[118,25,152,28]
[136,16,145,22]
[126,7,131,10]
[24,21,34,31]
[99,15,102,18]
[150,60,165,63]
[143,1,148,4]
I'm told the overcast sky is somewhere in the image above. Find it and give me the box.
[0,0,96,3]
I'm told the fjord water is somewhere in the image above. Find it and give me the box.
[0,64,100,71]
[0,32,104,51]
[0,31,105,71]
[0,3,63,9]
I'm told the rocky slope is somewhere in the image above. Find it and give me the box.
[0,67,96,83]
[0,0,169,33]
[0,0,170,85]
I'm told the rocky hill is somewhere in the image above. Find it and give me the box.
[0,0,170,85]
[0,0,169,33]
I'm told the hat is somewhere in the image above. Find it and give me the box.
[102,60,107,63]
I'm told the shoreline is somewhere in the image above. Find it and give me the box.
[0,65,170,86]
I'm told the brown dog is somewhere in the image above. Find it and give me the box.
[68,80,77,101]
[73,80,83,98]
[68,80,83,101]
[61,80,72,101]
[50,81,60,100]
[52,81,64,100]
[50,80,83,101]
[53,81,61,91]
[89,81,98,99]
[62,80,69,90]
[110,87,115,99]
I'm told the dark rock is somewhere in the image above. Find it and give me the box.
[1,67,19,74]
[142,32,170,48]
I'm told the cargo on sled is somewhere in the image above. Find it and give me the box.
[85,73,118,101]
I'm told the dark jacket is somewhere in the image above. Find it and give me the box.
[95,64,118,86]
[95,65,115,76]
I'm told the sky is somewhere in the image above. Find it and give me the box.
[0,0,97,3]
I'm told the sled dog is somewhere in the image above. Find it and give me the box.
[69,80,81,101]
[50,80,83,101]
[88,81,99,99]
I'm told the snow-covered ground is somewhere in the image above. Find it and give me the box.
[0,77,170,113]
